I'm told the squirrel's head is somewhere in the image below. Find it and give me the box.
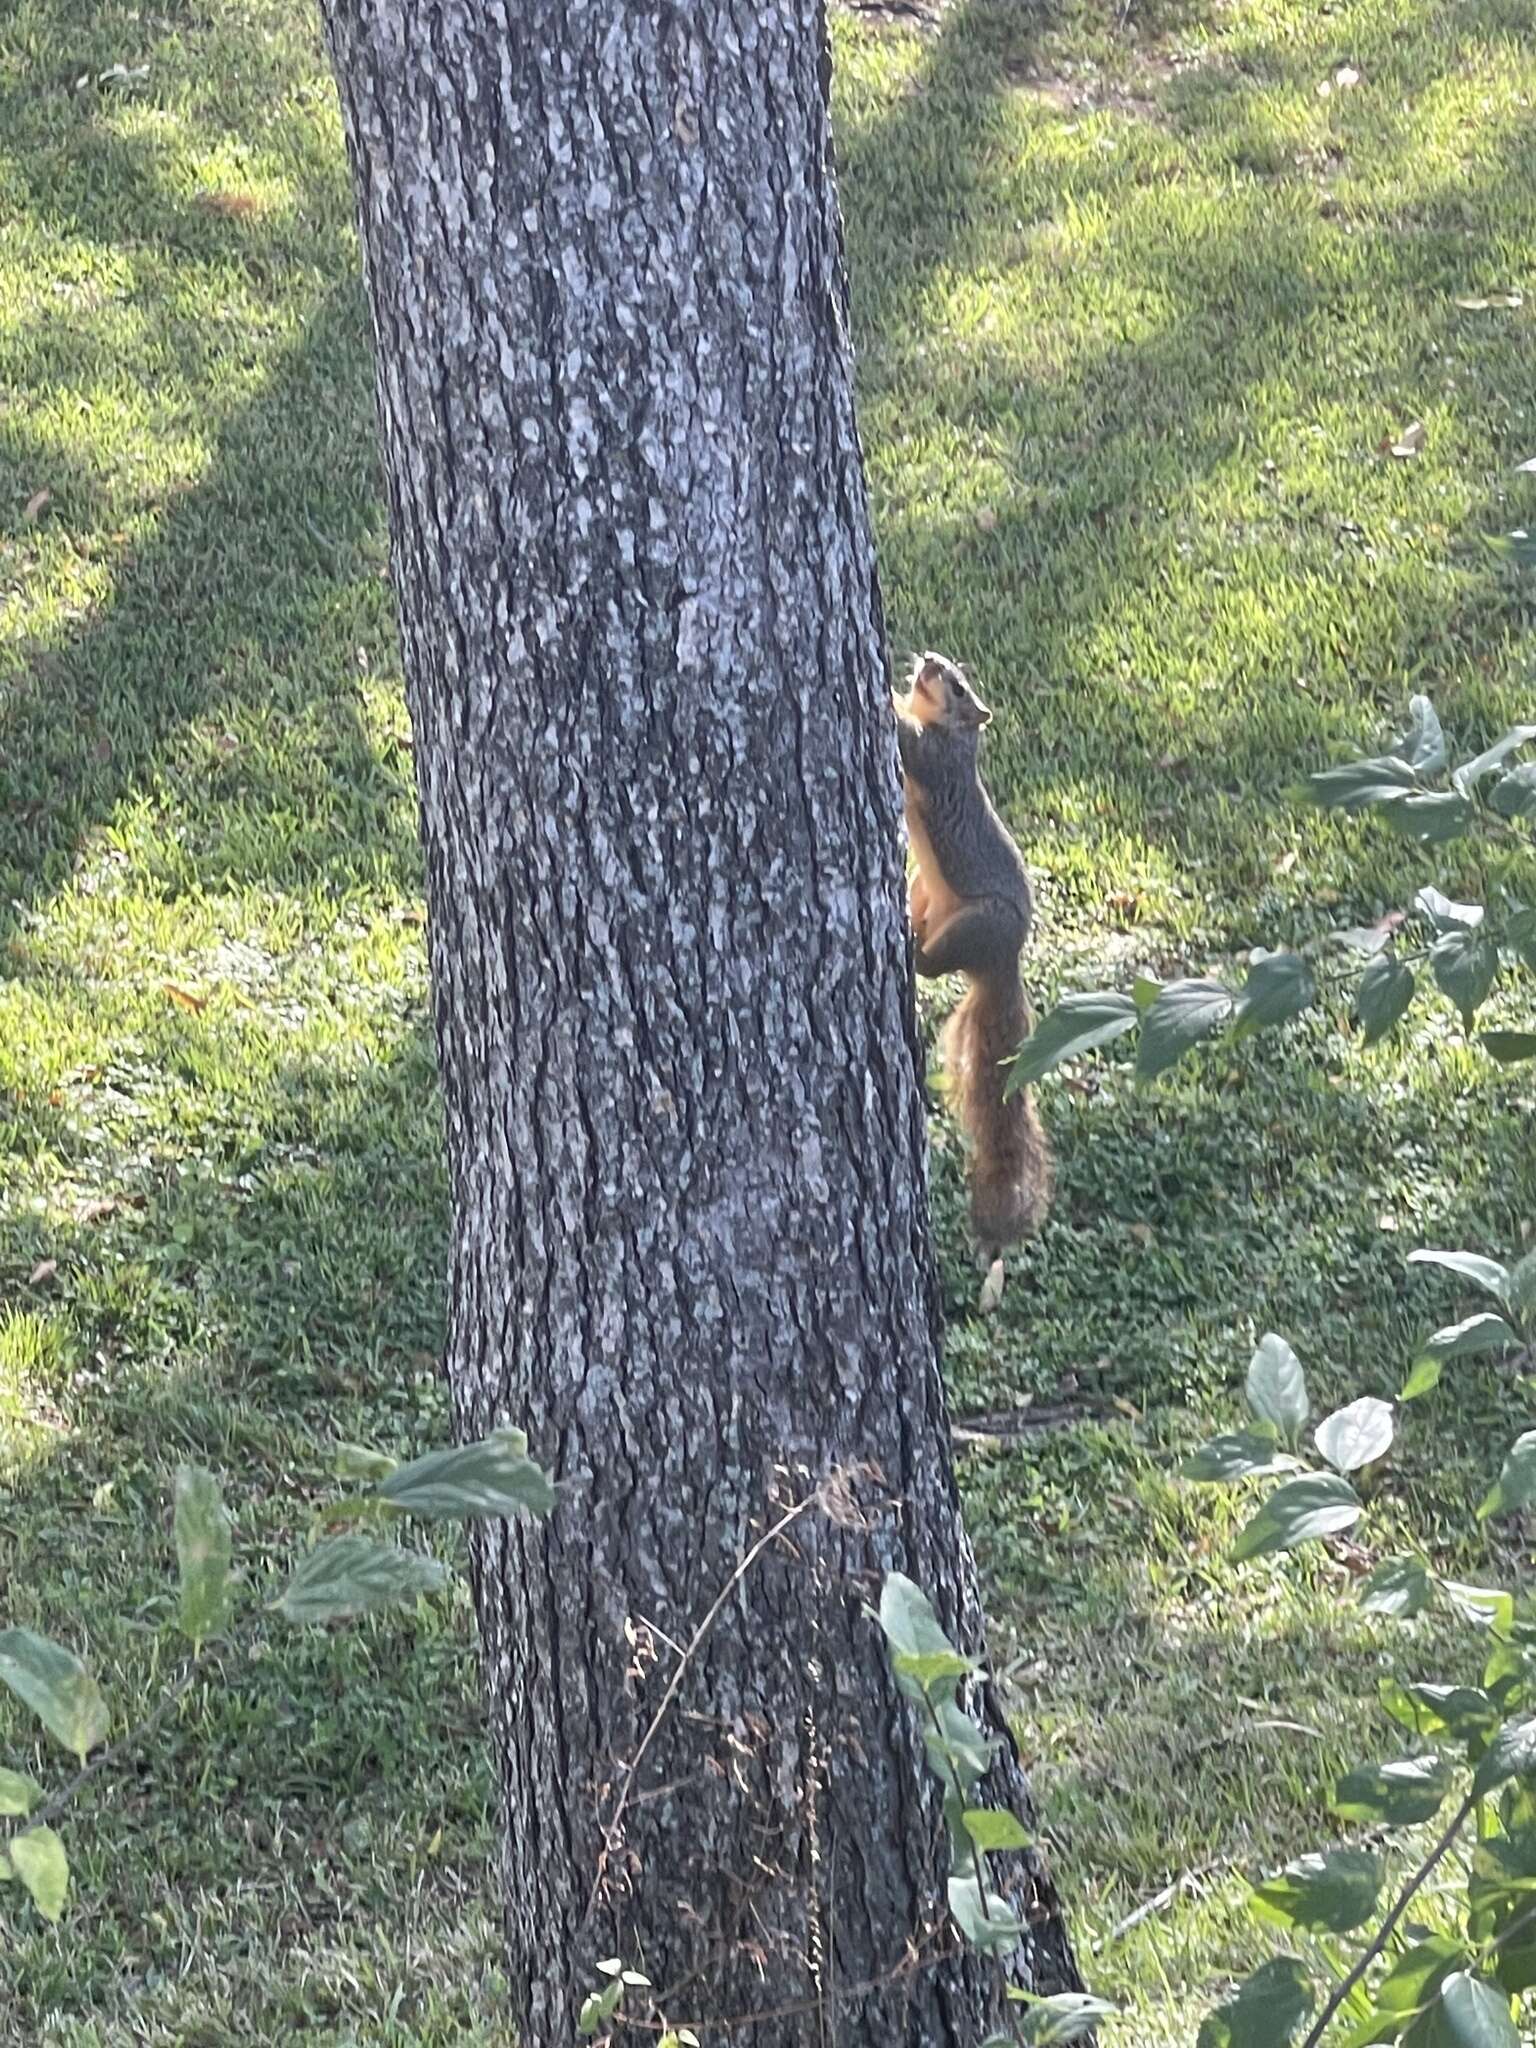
[904,653,991,733]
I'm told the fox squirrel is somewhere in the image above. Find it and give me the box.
[894,653,1053,1250]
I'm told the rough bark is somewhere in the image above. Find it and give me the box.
[318,1,1080,2039]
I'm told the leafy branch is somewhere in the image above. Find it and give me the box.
[1008,696,1536,1097]
[0,1428,554,1922]
[1183,1306,1536,2046]
[877,1574,1117,2046]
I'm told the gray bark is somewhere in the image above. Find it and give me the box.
[318,0,1080,2038]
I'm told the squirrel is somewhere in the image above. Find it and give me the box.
[893,652,1053,1251]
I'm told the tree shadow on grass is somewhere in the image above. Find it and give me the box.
[837,0,1536,920]
[0,2,419,935]
[0,1024,517,2045]
[0,276,422,931]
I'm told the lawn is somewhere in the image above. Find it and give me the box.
[2,0,1535,2040]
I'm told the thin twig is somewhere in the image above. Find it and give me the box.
[26,1652,212,1833]
[588,1486,824,1917]
[1299,1787,1477,2048]
[1485,1891,1536,1965]
[626,1929,957,2033]
[1103,1856,1236,1944]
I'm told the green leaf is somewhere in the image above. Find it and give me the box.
[1453,727,1536,795]
[1509,906,1536,976]
[1482,1640,1536,1713]
[1396,696,1448,775]
[1181,1428,1297,1483]
[1358,1555,1434,1617]
[1358,954,1417,1045]
[1014,1992,1120,2043]
[1431,928,1499,1025]
[1379,1680,1498,1743]
[275,1535,449,1624]
[1431,1971,1517,2046]
[922,1697,997,1796]
[878,1575,975,1704]
[1251,1848,1382,1933]
[1481,1031,1536,1064]
[1375,1936,1468,2014]
[1231,1475,1361,1561]
[579,1979,624,2035]
[309,1492,407,1535]
[1408,1250,1511,1300]
[378,1428,555,1520]
[333,1442,400,1483]
[1415,1314,1518,1370]
[1246,1333,1309,1436]
[1310,755,1420,811]
[174,1464,234,1649]
[1416,887,1484,933]
[0,1629,109,1762]
[1473,1717,1536,1798]
[1137,978,1236,1080]
[1331,1754,1453,1826]
[1492,1938,1536,1999]
[947,1871,1024,1953]
[1441,1581,1514,1635]
[1334,2007,1412,2044]
[1132,973,1162,1010]
[1488,764,1536,820]
[1235,951,1316,1035]
[1196,1956,1314,2048]
[1007,990,1140,1087]
[1490,529,1536,570]
[1315,1396,1394,1473]
[9,1825,68,1922]
[1382,791,1474,842]
[961,1807,1033,1852]
[1470,1830,1536,1900]
[1449,1581,1523,1630]
[0,1766,42,1817]
[892,1649,978,1697]
[1401,1354,1443,1400]
[1479,1433,1536,1521]
[1337,921,1398,956]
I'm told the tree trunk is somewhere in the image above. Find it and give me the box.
[318,1,1080,2038]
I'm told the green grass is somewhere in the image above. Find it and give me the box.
[2,0,1535,2039]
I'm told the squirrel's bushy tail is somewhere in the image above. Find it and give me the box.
[942,971,1053,1249]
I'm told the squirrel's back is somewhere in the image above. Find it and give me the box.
[908,724,1034,919]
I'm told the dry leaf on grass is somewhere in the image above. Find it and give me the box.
[1378,419,1425,459]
